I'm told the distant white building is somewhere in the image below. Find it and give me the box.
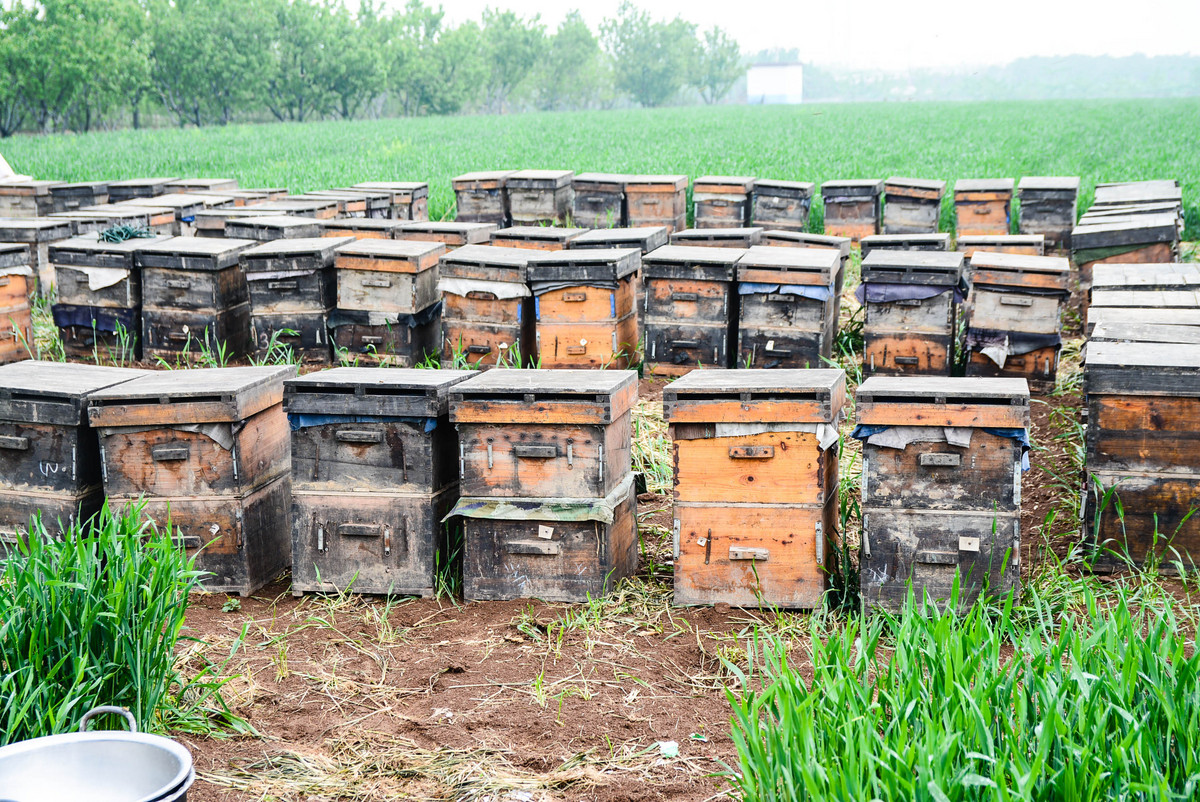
[746,63,804,104]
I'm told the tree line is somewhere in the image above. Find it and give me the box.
[0,0,746,136]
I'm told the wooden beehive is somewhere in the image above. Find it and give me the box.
[1091,263,1200,294]
[693,176,755,228]
[1085,306,1200,336]
[0,361,146,551]
[860,250,965,377]
[450,369,638,602]
[569,226,669,254]
[490,226,586,251]
[89,366,295,595]
[192,208,279,238]
[352,181,430,221]
[883,177,946,235]
[964,252,1070,390]
[1071,214,1181,289]
[49,182,109,213]
[396,221,498,251]
[332,187,393,218]
[1084,341,1200,569]
[954,178,1015,237]
[1016,177,1079,250]
[0,180,60,217]
[820,179,884,241]
[1089,322,1200,345]
[573,173,628,228]
[665,369,845,608]
[256,198,340,220]
[121,194,208,236]
[1080,202,1183,227]
[0,244,33,365]
[527,248,640,369]
[298,190,369,218]
[750,180,814,233]
[505,170,575,226]
[624,175,687,233]
[736,246,843,369]
[165,178,238,193]
[319,218,404,240]
[49,207,156,237]
[956,234,1045,259]
[856,376,1029,613]
[105,203,177,236]
[670,227,763,248]
[0,217,73,298]
[860,233,951,258]
[196,188,287,207]
[1092,180,1182,212]
[453,171,514,226]
[285,368,473,595]
[761,230,852,265]
[642,245,746,375]
[135,236,255,360]
[107,177,179,203]
[223,215,323,242]
[438,244,534,367]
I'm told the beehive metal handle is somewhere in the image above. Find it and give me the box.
[505,540,561,556]
[267,280,298,290]
[514,444,557,459]
[171,534,203,551]
[338,523,383,538]
[0,435,29,451]
[0,276,9,287]
[361,335,384,345]
[467,344,491,354]
[151,445,189,462]
[729,445,774,459]
[166,279,191,289]
[336,430,383,444]
[166,331,190,342]
[466,290,498,301]
[894,356,920,366]
[915,550,958,565]
[729,546,769,561]
[919,452,961,468]
[670,292,699,302]
[563,292,587,302]
[362,278,393,288]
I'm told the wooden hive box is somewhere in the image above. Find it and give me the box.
[0,180,60,217]
[883,177,947,235]
[331,187,395,218]
[285,367,473,595]
[105,203,177,236]
[254,198,339,220]
[1089,322,1200,346]
[761,230,852,267]
[453,171,514,226]
[88,366,296,596]
[693,176,755,229]
[624,175,687,233]
[165,178,239,193]
[438,244,534,367]
[0,361,147,551]
[490,225,586,251]
[860,250,965,377]
[855,376,1029,613]
[121,194,208,236]
[396,221,498,251]
[1017,177,1079,250]
[134,236,255,360]
[953,178,1015,237]
[527,248,640,369]
[352,181,430,221]
[1071,214,1181,289]
[670,227,763,248]
[750,179,814,233]
[820,179,884,241]
[49,182,109,213]
[1092,180,1181,211]
[957,234,1045,259]
[49,207,155,237]
[860,233,951,258]
[642,245,747,375]
[0,217,73,298]
[224,215,323,242]
[1091,263,1200,294]
[964,252,1070,390]
[736,245,843,369]
[505,170,575,226]
[449,369,638,602]
[240,237,353,363]
[319,217,404,240]
[665,368,845,608]
[572,173,628,228]
[0,244,33,365]
[1083,341,1200,569]
[195,188,288,207]
[107,177,179,203]
[294,192,368,218]
[192,208,278,238]
[569,226,669,254]
[1086,306,1200,336]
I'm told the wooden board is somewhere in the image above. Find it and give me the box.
[1085,471,1200,570]
[88,365,293,426]
[862,432,1021,511]
[674,430,831,505]
[1084,341,1200,396]
[450,369,637,424]
[337,266,439,315]
[332,313,440,367]
[1087,395,1200,475]
[855,376,1031,428]
[957,235,1045,258]
[663,368,845,424]
[142,265,248,310]
[569,227,669,254]
[969,288,1063,334]
[965,345,1060,392]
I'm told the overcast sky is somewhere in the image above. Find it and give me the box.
[412,0,1200,71]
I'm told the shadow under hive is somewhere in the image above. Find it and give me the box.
[665,369,845,608]
[953,179,1014,237]
[0,244,32,366]
[88,366,296,596]
[1017,177,1080,251]
[692,176,755,229]
[749,180,814,233]
[855,376,1030,614]
[438,244,535,367]
[882,177,946,235]
[449,369,638,603]
[285,367,474,596]
[820,179,883,242]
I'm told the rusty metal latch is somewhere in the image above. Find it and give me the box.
[920,452,961,468]
[729,445,774,459]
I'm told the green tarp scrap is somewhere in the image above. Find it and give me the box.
[1073,242,1173,264]
[445,473,635,525]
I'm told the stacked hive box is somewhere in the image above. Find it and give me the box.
[319,218,403,240]
[89,366,295,596]
[202,188,287,206]
[1017,177,1079,250]
[964,252,1070,390]
[736,246,843,369]
[860,233,951,257]
[569,227,669,254]
[165,178,238,193]
[396,221,497,251]
[750,180,814,232]
[453,171,513,226]
[855,377,1029,612]
[957,234,1045,258]
[449,369,638,602]
[1083,342,1200,569]
[50,207,158,237]
[693,176,755,228]
[107,177,177,203]
[642,245,746,375]
[240,237,353,363]
[0,180,59,217]
[860,250,966,377]
[193,208,278,238]
[285,368,472,595]
[299,190,369,218]
[0,361,146,554]
[761,231,852,270]
[103,202,177,236]
[330,187,394,218]
[121,194,208,236]
[820,179,883,241]
[225,215,322,242]
[671,228,763,248]
[49,182,109,213]
[527,248,640,369]
[573,173,627,228]
[954,179,1015,236]
[505,170,574,226]
[625,175,687,233]
[1091,180,1182,217]
[439,245,534,367]
[883,178,946,234]
[665,369,844,608]
[352,181,429,221]
[1071,214,1180,289]
[331,239,444,365]
[0,218,73,297]
[135,237,255,361]
[0,244,32,365]
[491,226,585,250]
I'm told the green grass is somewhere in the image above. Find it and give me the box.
[5,100,1199,236]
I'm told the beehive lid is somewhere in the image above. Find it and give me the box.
[860,233,951,252]
[335,238,444,261]
[397,221,498,243]
[856,376,1030,428]
[108,177,179,191]
[642,245,747,279]
[51,208,148,226]
[257,198,339,215]
[1085,341,1200,396]
[1017,176,1080,195]
[1080,202,1182,221]
[1093,181,1182,206]
[736,245,842,287]
[624,175,687,190]
[671,227,763,245]
[133,236,256,270]
[319,218,403,233]
[453,170,515,189]
[48,233,172,268]
[1071,214,1180,250]
[121,193,205,214]
[439,244,534,282]
[693,176,756,193]
[331,187,392,202]
[241,237,353,271]
[569,226,669,253]
[50,181,108,194]
[507,170,574,189]
[884,177,947,195]
[574,172,628,186]
[0,361,148,426]
[1087,306,1200,333]
[663,368,845,424]
[284,367,474,417]
[953,178,1015,194]
[821,179,884,197]
[761,230,852,258]
[450,369,637,424]
[0,242,28,268]
[860,250,964,286]
[753,179,815,197]
[526,247,641,283]
[353,181,429,195]
[967,251,1071,292]
[1089,289,1200,309]
[492,226,587,243]
[88,365,296,427]
[0,217,73,242]
[1089,322,1200,346]
[957,234,1045,250]
[1091,263,1200,290]
[165,178,238,191]
[227,215,323,235]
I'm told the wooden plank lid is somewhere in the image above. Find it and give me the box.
[1093,180,1181,206]
[88,366,296,426]
[884,177,947,195]
[821,179,884,197]
[1090,289,1200,309]
[953,178,1015,194]
[1071,214,1180,250]
[165,178,237,191]
[353,181,428,197]
[507,170,574,189]
[134,235,256,270]
[0,217,73,241]
[397,221,498,242]
[642,244,747,280]
[967,251,1070,292]
[861,250,964,285]
[49,233,172,268]
[856,376,1030,428]
[440,243,534,282]
[1089,322,1200,345]
[334,238,444,260]
[623,175,687,190]
[1091,263,1200,291]
[1017,176,1080,194]
[50,181,109,193]
[664,368,845,424]
[860,233,951,252]
[671,227,763,244]
[527,248,641,282]
[452,170,515,189]
[1086,306,1200,333]
[226,214,323,231]
[492,226,587,243]
[569,227,669,253]
[241,236,353,261]
[108,177,179,190]
[0,361,147,425]
[284,367,474,417]
[319,218,404,234]
[574,172,629,186]
[753,179,815,196]
[761,230,852,258]
[736,245,841,286]
[450,369,637,424]
[957,234,1045,250]
[1085,341,1200,396]
[694,176,756,193]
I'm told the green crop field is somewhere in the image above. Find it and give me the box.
[6,98,1199,236]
